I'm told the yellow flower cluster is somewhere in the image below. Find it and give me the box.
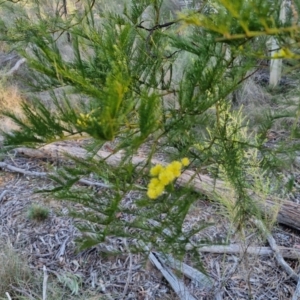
[147,158,190,200]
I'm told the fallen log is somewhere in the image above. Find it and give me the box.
[11,144,300,232]
[199,244,300,260]
[3,158,298,261]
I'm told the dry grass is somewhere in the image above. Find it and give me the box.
[0,239,34,299]
[0,78,24,136]
[235,77,272,129]
[0,41,9,53]
[0,238,96,300]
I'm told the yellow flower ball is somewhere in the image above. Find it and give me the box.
[155,183,165,195]
[147,189,158,199]
[147,158,191,199]
[150,164,164,176]
[159,169,175,185]
[148,178,160,189]
[147,183,165,199]
[181,157,190,167]
[166,161,182,178]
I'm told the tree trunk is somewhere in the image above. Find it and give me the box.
[269,0,287,86]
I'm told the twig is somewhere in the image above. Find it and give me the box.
[139,239,209,298]
[10,285,36,300]
[0,162,47,177]
[1,58,26,76]
[5,292,12,300]
[137,20,176,32]
[137,20,178,58]
[97,279,114,300]
[77,178,111,189]
[198,244,300,259]
[253,219,299,282]
[214,256,239,300]
[90,270,98,289]
[214,292,223,300]
[43,265,48,300]
[147,218,300,259]
[292,274,300,300]
[0,189,8,204]
[153,251,213,289]
[55,236,69,259]
[121,239,133,299]
[0,162,111,188]
[149,252,197,300]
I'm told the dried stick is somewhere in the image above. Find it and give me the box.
[199,244,300,260]
[0,190,8,204]
[0,162,111,188]
[149,252,197,300]
[253,219,299,282]
[0,162,47,177]
[153,252,213,289]
[42,265,48,300]
[2,58,26,76]
[121,239,133,299]
[5,293,12,300]
[10,285,36,300]
[292,276,300,300]
[55,236,69,259]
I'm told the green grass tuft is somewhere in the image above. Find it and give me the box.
[27,204,50,222]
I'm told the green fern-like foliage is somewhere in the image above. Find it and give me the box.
[1,0,300,271]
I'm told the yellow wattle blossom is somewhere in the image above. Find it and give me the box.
[159,169,176,185]
[181,157,190,167]
[166,161,182,178]
[147,158,190,200]
[150,164,163,176]
[147,189,158,199]
[147,183,165,199]
[148,178,160,189]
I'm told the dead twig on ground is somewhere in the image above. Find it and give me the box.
[55,236,69,259]
[1,58,26,76]
[149,252,197,300]
[253,219,299,282]
[5,292,12,300]
[42,265,48,300]
[121,239,133,299]
[0,161,111,188]
[292,275,300,300]
[0,189,8,204]
[0,161,47,177]
[199,244,300,259]
[10,285,36,300]
[153,252,213,290]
